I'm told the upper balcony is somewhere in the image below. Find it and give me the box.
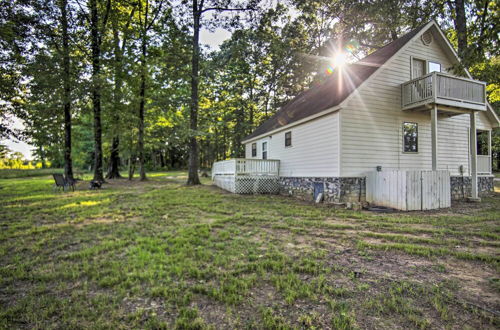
[402,72,486,112]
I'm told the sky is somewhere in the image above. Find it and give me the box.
[1,28,233,160]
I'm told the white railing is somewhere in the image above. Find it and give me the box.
[212,159,280,179]
[211,159,236,179]
[477,155,491,174]
[402,72,486,109]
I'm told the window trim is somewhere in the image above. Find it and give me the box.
[262,141,268,160]
[410,56,428,79]
[402,122,419,153]
[285,131,292,147]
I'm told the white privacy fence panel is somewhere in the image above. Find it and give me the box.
[367,170,450,211]
[477,155,491,174]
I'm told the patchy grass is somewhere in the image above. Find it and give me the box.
[0,171,499,329]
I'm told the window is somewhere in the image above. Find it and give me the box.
[428,61,441,73]
[285,132,292,147]
[403,122,418,153]
[477,131,489,156]
[251,143,257,157]
[262,142,268,160]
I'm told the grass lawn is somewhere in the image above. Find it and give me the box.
[0,171,499,329]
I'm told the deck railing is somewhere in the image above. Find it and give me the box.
[402,72,486,110]
[212,159,280,179]
[477,155,491,174]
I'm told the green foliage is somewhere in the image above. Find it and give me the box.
[1,0,498,171]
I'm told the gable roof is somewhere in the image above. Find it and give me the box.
[243,21,499,143]
[243,23,428,142]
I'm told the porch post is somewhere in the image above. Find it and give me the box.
[488,130,492,174]
[431,104,438,171]
[470,111,478,199]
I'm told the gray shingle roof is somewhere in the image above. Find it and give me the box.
[244,23,428,141]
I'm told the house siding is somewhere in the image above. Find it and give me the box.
[340,25,492,177]
[244,111,340,177]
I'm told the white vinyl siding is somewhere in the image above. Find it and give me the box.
[245,111,340,177]
[340,25,491,177]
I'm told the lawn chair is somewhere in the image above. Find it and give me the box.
[52,173,75,192]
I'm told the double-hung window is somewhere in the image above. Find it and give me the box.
[403,122,418,153]
[262,142,268,160]
[285,132,292,147]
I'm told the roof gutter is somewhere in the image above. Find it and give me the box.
[241,105,342,144]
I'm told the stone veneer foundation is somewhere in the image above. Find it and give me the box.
[280,175,494,204]
[450,175,494,200]
[279,177,366,204]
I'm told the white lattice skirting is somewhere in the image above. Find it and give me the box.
[214,175,280,194]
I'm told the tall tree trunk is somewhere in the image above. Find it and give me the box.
[106,16,122,179]
[449,0,467,61]
[60,0,73,181]
[128,155,135,180]
[107,136,121,178]
[187,2,201,185]
[137,0,148,181]
[90,0,104,182]
[137,42,147,181]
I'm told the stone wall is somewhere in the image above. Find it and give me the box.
[280,175,494,205]
[450,175,494,200]
[279,177,365,204]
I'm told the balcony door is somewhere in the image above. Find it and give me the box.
[412,58,426,78]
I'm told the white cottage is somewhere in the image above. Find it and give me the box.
[212,21,499,209]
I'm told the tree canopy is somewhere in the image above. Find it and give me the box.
[1,0,499,175]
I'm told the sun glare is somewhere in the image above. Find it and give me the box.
[333,52,346,68]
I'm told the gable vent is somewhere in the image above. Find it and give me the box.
[421,31,433,45]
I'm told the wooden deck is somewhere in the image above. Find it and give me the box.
[212,159,280,194]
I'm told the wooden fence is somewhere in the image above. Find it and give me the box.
[367,170,451,211]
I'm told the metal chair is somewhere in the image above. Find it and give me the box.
[52,173,75,192]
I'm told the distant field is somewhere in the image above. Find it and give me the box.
[0,168,64,179]
[0,171,499,328]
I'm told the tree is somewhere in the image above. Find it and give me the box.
[89,0,111,182]
[106,2,137,179]
[135,0,166,181]
[185,0,255,185]
[60,0,74,181]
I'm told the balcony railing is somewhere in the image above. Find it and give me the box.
[477,155,491,174]
[212,159,280,179]
[402,72,486,111]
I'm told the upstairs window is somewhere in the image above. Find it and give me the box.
[285,132,292,147]
[262,142,268,160]
[428,61,441,73]
[403,122,418,153]
[251,143,257,157]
